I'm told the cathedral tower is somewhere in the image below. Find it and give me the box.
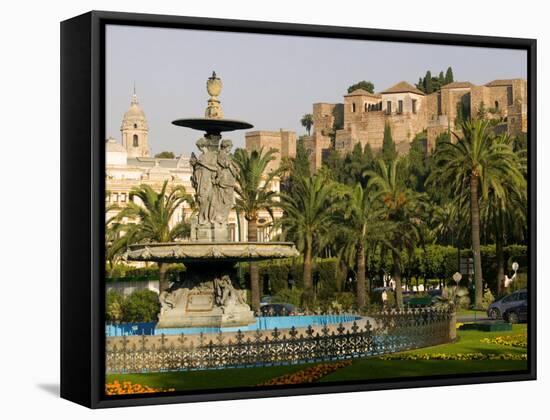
[121,88,149,157]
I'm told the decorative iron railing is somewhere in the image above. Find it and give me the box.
[106,308,454,373]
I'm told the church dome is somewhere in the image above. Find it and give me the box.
[121,92,148,130]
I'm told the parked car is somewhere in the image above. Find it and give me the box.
[260,295,273,307]
[486,289,527,319]
[260,303,298,316]
[502,302,528,324]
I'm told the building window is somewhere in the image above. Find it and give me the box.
[507,86,513,106]
[364,103,368,112]
[386,101,392,115]
[494,101,499,110]
[113,193,119,203]
[133,123,138,129]
[437,93,442,116]
[412,99,417,114]
[120,193,127,203]
[352,103,356,113]
[398,100,403,114]
[133,134,139,147]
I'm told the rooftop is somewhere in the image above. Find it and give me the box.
[345,88,382,98]
[485,79,522,87]
[380,81,425,96]
[441,81,475,89]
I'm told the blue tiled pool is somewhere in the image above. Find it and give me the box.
[105,314,361,337]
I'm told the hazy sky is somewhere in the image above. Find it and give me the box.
[106,25,527,156]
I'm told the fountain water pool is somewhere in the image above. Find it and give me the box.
[106,314,361,337]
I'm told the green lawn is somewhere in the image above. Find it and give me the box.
[320,324,527,383]
[106,325,527,392]
[457,308,489,318]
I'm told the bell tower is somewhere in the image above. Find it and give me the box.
[121,87,149,157]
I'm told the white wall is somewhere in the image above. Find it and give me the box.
[3,1,547,419]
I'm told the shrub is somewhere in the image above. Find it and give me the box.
[273,287,303,307]
[106,290,125,323]
[331,292,357,312]
[122,290,160,323]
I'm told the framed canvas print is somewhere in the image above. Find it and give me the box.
[60,11,536,408]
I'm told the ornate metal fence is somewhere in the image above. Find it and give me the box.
[106,308,454,373]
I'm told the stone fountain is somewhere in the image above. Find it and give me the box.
[126,72,299,329]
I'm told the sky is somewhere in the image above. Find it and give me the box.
[106,24,527,156]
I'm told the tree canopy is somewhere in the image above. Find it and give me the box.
[347,80,375,94]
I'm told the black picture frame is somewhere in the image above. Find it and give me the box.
[60,10,537,409]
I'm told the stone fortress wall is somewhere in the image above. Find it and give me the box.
[306,79,527,170]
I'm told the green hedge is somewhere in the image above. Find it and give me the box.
[239,258,341,299]
[237,244,527,297]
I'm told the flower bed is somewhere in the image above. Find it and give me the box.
[480,334,527,348]
[105,380,175,395]
[377,353,527,361]
[259,361,353,386]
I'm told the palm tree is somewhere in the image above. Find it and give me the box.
[280,174,339,309]
[233,147,283,311]
[300,114,314,136]
[366,159,426,308]
[428,121,525,307]
[335,183,393,309]
[115,180,192,293]
[105,203,132,275]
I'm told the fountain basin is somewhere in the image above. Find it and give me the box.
[126,241,299,263]
[106,314,362,337]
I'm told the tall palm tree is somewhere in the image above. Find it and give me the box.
[279,174,339,309]
[115,180,192,293]
[335,183,393,309]
[233,147,283,311]
[428,121,525,307]
[366,159,426,308]
[300,114,314,136]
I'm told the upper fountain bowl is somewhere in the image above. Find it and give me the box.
[172,118,253,135]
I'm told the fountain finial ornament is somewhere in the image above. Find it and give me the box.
[205,70,223,119]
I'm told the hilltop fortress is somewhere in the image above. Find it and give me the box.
[298,79,528,169]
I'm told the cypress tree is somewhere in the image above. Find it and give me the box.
[424,71,433,94]
[445,66,454,84]
[438,71,445,88]
[416,77,424,92]
[381,123,397,163]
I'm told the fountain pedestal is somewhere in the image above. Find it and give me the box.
[156,261,254,329]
